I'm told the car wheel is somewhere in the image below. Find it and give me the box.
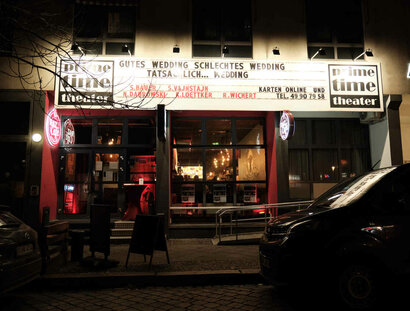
[338,263,379,310]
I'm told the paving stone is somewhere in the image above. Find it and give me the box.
[1,284,301,311]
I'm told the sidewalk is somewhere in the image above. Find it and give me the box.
[40,239,263,288]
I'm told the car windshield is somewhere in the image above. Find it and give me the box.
[310,167,397,209]
[0,212,22,227]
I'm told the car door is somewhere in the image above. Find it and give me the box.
[366,167,410,273]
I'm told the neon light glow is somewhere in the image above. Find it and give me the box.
[45,107,61,147]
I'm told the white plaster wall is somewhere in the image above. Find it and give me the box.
[400,94,410,162]
[369,118,392,169]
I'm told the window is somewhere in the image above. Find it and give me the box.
[192,0,252,58]
[63,153,89,214]
[0,142,26,206]
[0,102,30,135]
[128,119,155,145]
[73,4,136,55]
[172,119,202,145]
[306,0,364,60]
[288,119,370,200]
[63,119,92,145]
[59,116,156,216]
[0,2,17,56]
[97,119,123,145]
[171,118,266,219]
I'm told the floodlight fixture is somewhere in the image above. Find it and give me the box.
[354,48,373,61]
[311,48,326,60]
[70,42,85,56]
[122,44,132,56]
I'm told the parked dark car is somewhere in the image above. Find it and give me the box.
[0,207,42,295]
[260,164,410,309]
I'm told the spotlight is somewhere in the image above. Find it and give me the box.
[272,47,280,55]
[70,42,79,51]
[70,42,84,55]
[173,45,180,53]
[122,44,131,56]
[354,48,373,61]
[365,48,373,57]
[222,45,229,54]
[311,48,326,60]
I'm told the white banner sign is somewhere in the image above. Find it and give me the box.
[55,57,383,112]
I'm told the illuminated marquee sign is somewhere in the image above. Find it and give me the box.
[55,58,383,112]
[45,108,61,147]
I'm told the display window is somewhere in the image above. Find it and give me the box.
[171,117,267,222]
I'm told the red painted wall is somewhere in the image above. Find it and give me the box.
[265,112,278,205]
[39,91,60,221]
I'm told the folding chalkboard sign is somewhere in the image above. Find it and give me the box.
[126,214,170,268]
[90,204,111,260]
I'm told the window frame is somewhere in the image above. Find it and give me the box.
[73,4,136,56]
[58,116,156,217]
[288,118,371,200]
[305,0,365,60]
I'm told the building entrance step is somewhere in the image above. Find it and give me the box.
[211,232,263,245]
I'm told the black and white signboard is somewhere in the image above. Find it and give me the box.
[55,57,383,112]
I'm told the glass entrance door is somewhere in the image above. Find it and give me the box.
[122,152,156,219]
[61,151,91,215]
[93,151,125,214]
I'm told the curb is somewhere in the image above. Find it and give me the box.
[37,269,265,289]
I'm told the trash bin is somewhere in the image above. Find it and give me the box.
[70,230,85,262]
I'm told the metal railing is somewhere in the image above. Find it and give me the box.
[214,201,313,243]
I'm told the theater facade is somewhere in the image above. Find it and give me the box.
[37,54,394,228]
[0,0,407,231]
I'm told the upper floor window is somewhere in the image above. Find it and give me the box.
[73,3,136,56]
[306,0,364,60]
[192,0,252,58]
[0,2,16,57]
